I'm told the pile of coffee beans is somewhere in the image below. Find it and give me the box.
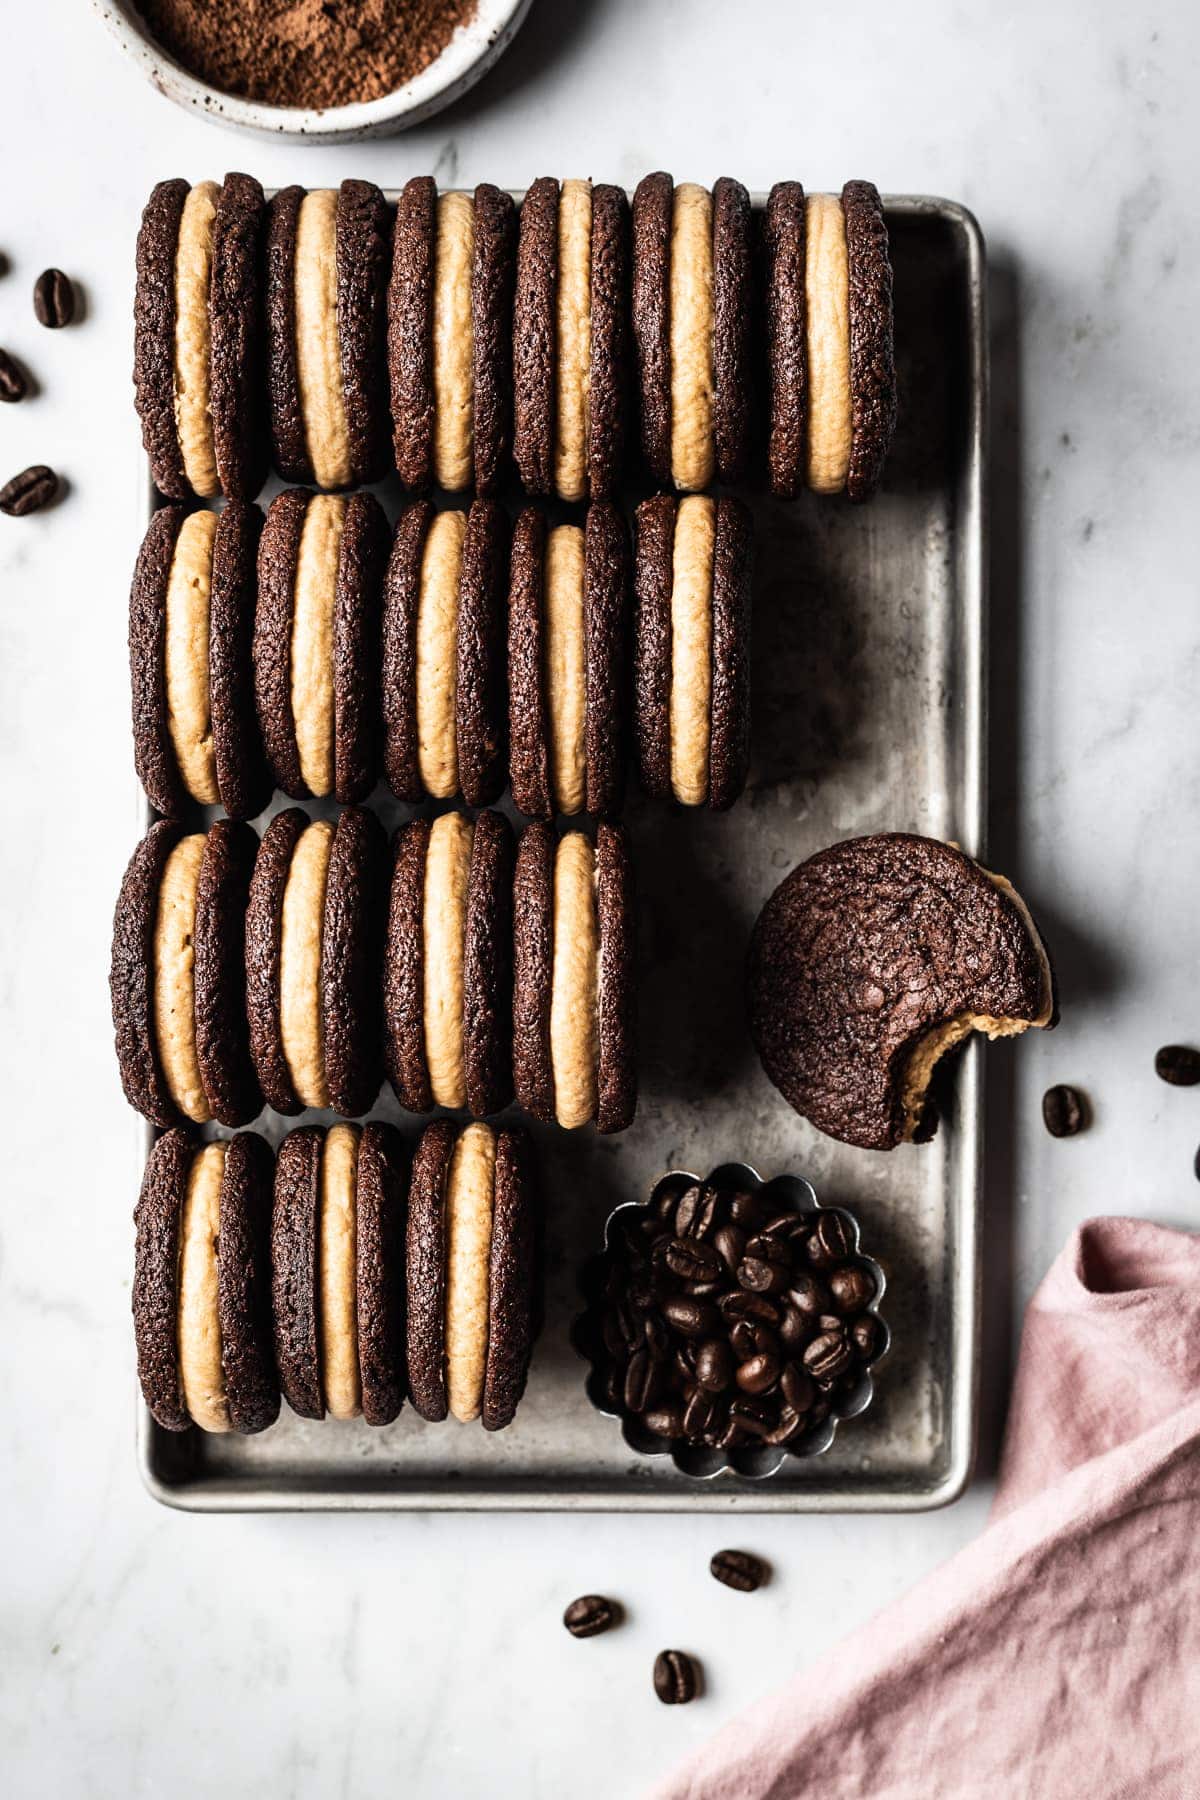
[595,1180,884,1455]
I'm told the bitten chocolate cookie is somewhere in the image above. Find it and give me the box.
[630,173,752,491]
[111,819,261,1128]
[133,1128,278,1434]
[747,833,1056,1151]
[245,806,386,1118]
[254,487,389,804]
[383,809,514,1119]
[380,499,508,807]
[134,174,267,501]
[512,821,636,1133]
[388,179,517,496]
[272,1121,407,1424]
[130,500,269,820]
[633,493,753,810]
[406,1119,538,1427]
[265,180,391,490]
[508,501,630,820]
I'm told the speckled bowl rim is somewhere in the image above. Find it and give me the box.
[90,0,534,141]
[572,1162,891,1481]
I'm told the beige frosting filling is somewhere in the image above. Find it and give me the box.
[278,820,333,1110]
[177,1142,230,1432]
[295,190,352,491]
[550,832,599,1129]
[804,194,852,495]
[290,494,345,798]
[422,811,473,1110]
[173,180,220,498]
[544,525,587,815]
[165,509,219,805]
[445,1122,497,1424]
[319,1123,362,1421]
[153,833,211,1124]
[432,192,475,492]
[669,495,715,807]
[416,509,466,799]
[554,178,593,503]
[669,182,715,493]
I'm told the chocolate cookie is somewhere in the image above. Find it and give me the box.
[405,1118,455,1422]
[382,815,432,1113]
[595,822,637,1135]
[630,171,673,488]
[842,180,897,502]
[244,807,308,1116]
[111,819,183,1127]
[512,176,559,496]
[763,181,808,500]
[471,183,518,495]
[209,501,271,819]
[216,1131,279,1433]
[507,505,552,819]
[584,501,630,816]
[511,821,555,1124]
[192,820,261,1127]
[457,499,509,807]
[356,1121,408,1427]
[481,1126,538,1431]
[463,809,515,1118]
[380,499,429,804]
[129,505,188,819]
[271,1124,324,1419]
[747,834,1056,1151]
[630,493,675,801]
[708,496,754,811]
[387,176,437,489]
[321,806,387,1118]
[587,184,631,501]
[711,176,753,483]
[132,1126,193,1430]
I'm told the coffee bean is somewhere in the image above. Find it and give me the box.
[788,1275,830,1321]
[563,1594,618,1638]
[737,1254,788,1296]
[710,1549,768,1592]
[762,1211,810,1242]
[766,1406,807,1446]
[712,1224,747,1271]
[818,1313,844,1334]
[850,1315,882,1361]
[662,1294,719,1338]
[664,1237,723,1284]
[642,1403,684,1439]
[728,1189,764,1228]
[806,1211,853,1267]
[719,1290,781,1326]
[0,349,27,403]
[693,1337,733,1392]
[735,1352,780,1396]
[780,1361,815,1413]
[803,1330,854,1384]
[777,1302,808,1352]
[728,1398,775,1438]
[624,1346,660,1413]
[683,1385,722,1438]
[0,464,59,516]
[828,1265,876,1314]
[1155,1045,1200,1087]
[1042,1083,1087,1137]
[33,268,75,329]
[676,1182,724,1239]
[654,1650,698,1704]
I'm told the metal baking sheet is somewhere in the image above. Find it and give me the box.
[137,193,986,1511]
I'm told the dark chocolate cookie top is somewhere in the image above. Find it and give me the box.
[321,805,387,1119]
[193,821,261,1127]
[271,1125,324,1419]
[133,178,190,501]
[383,817,432,1114]
[356,1122,408,1428]
[129,504,188,820]
[512,176,559,497]
[482,1126,538,1432]
[841,181,897,502]
[333,490,389,804]
[630,172,673,487]
[708,496,754,812]
[209,172,267,501]
[335,179,391,488]
[244,806,308,1117]
[111,818,183,1128]
[472,182,518,497]
[217,1131,279,1435]
[254,487,309,800]
[631,493,676,802]
[507,505,552,820]
[463,809,515,1119]
[587,184,630,501]
[209,499,270,821]
[711,176,753,485]
[388,175,437,490]
[457,498,509,809]
[511,820,556,1125]
[583,500,629,818]
[132,1127,193,1431]
[763,181,808,500]
[406,1119,456,1422]
[596,822,637,1135]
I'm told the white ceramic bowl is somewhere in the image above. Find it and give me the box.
[91,0,533,142]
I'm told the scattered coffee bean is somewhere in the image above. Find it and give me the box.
[33,268,75,328]
[563,1594,618,1638]
[654,1649,698,1705]
[710,1549,768,1592]
[1155,1045,1200,1088]
[0,349,27,403]
[0,464,59,516]
[1042,1083,1087,1137]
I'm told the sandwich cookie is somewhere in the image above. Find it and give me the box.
[512,822,636,1133]
[255,487,389,805]
[380,499,509,807]
[406,1119,538,1428]
[134,173,267,501]
[265,181,391,490]
[271,1121,408,1424]
[747,833,1057,1151]
[633,493,753,810]
[389,179,517,496]
[512,177,631,501]
[383,809,514,1119]
[130,500,269,820]
[763,180,896,499]
[245,806,387,1118]
[507,502,630,819]
[111,818,261,1128]
[630,172,752,492]
[134,1128,278,1434]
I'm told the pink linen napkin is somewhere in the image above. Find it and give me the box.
[655,1218,1200,1800]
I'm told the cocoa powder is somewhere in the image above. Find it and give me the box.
[136,0,480,111]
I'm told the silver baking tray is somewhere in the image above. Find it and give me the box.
[135,193,986,1511]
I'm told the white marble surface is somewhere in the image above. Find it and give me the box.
[3,2,1199,1794]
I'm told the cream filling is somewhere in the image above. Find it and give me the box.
[290,494,345,798]
[445,1122,496,1424]
[416,509,467,799]
[549,832,599,1130]
[422,811,473,1110]
[153,833,211,1124]
[172,180,220,499]
[295,190,352,491]
[177,1141,230,1432]
[278,820,333,1110]
[669,495,715,807]
[544,525,587,815]
[554,178,593,503]
[319,1123,362,1421]
[165,509,219,805]
[669,182,715,493]
[432,192,475,492]
[804,193,853,495]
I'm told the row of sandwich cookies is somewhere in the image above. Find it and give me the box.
[134,173,894,504]
[111,810,635,1134]
[131,489,752,822]
[135,1117,537,1435]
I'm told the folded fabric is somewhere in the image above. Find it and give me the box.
[654,1218,1200,1800]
